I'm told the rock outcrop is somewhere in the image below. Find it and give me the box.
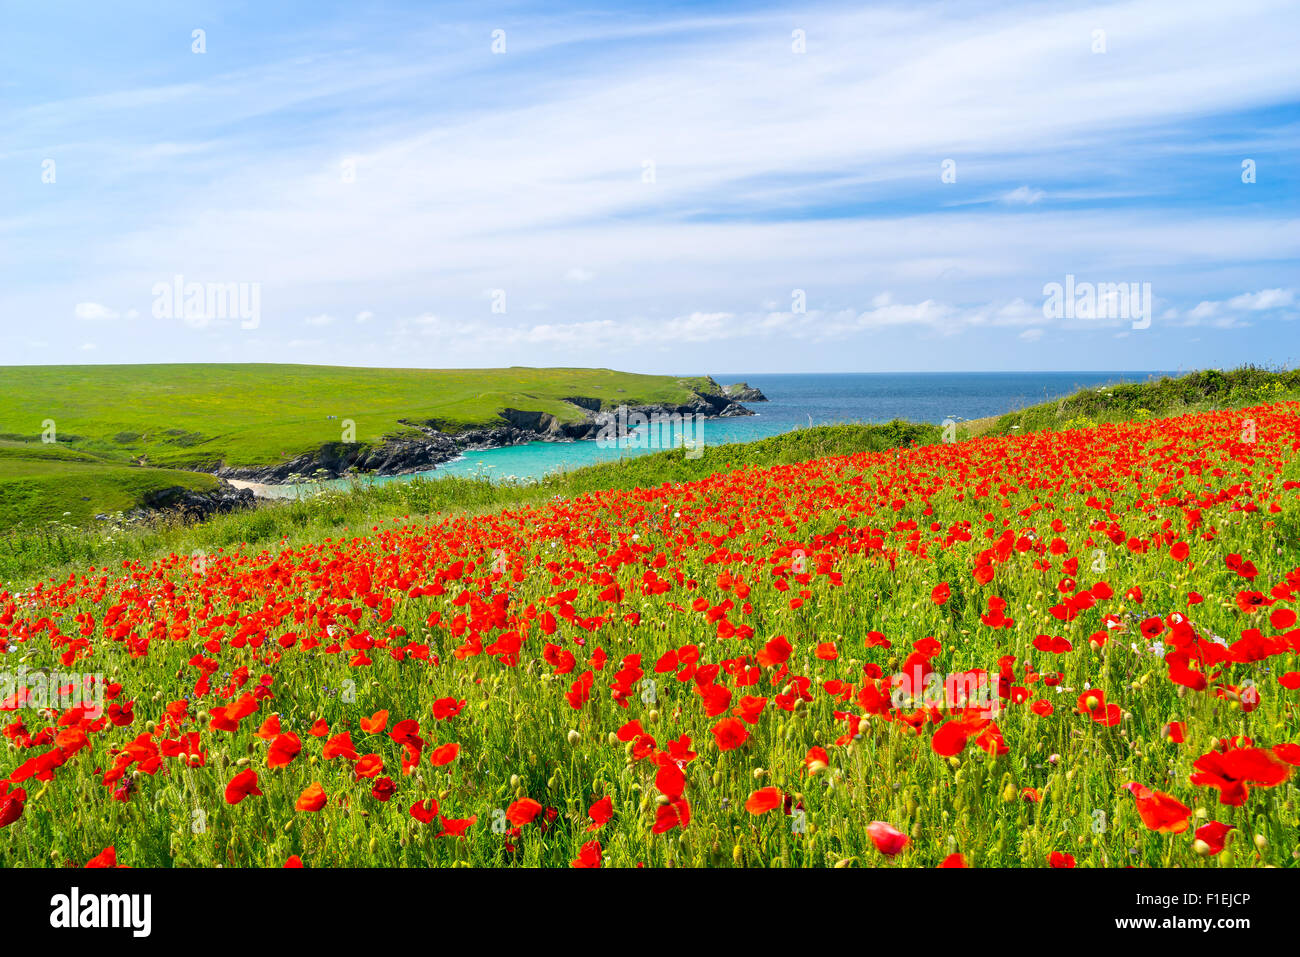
[723,382,768,402]
[129,480,255,522]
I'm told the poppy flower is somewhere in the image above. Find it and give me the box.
[85,846,119,868]
[804,746,830,774]
[711,717,750,751]
[266,732,302,769]
[571,839,602,868]
[1194,821,1234,855]
[352,754,385,780]
[506,798,542,826]
[745,786,783,815]
[224,769,263,805]
[1048,852,1075,868]
[295,782,328,812]
[437,814,476,837]
[1190,747,1292,805]
[866,821,910,856]
[410,798,439,823]
[652,797,691,834]
[0,793,24,828]
[322,732,358,760]
[587,795,613,830]
[655,762,686,800]
[1123,782,1191,833]
[428,742,459,767]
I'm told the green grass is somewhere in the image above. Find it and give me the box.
[0,441,218,530]
[0,364,712,469]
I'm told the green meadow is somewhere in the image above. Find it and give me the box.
[0,364,709,468]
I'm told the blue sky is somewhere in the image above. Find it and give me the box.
[2,0,1297,373]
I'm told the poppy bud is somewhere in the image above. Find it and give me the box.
[567,730,580,746]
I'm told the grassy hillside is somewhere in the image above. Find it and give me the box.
[0,364,715,529]
[0,364,708,469]
[0,441,218,530]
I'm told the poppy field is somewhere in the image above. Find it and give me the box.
[3,401,1300,869]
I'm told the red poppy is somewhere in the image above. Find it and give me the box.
[571,839,602,868]
[866,821,910,856]
[224,769,263,805]
[712,716,750,751]
[296,782,328,812]
[85,846,119,868]
[1123,782,1191,833]
[1194,821,1234,855]
[429,742,460,767]
[506,798,543,825]
[745,786,783,814]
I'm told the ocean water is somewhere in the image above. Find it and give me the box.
[264,371,1166,496]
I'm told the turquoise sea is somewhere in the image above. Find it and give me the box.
[263,371,1167,496]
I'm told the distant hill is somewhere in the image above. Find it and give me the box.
[0,364,735,528]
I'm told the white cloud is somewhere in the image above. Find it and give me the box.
[1002,186,1046,205]
[1019,328,1044,342]
[564,267,596,283]
[304,313,336,326]
[1228,288,1294,311]
[355,310,374,323]
[74,302,119,320]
